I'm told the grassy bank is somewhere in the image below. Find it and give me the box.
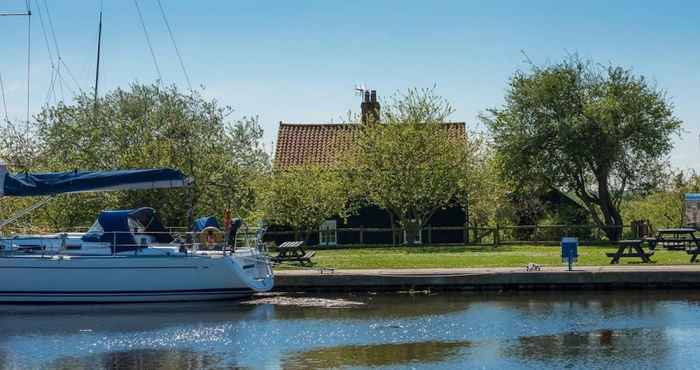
[276,245,697,270]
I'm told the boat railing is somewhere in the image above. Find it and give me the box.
[2,225,269,257]
[98,230,263,255]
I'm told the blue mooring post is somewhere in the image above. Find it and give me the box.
[561,237,578,271]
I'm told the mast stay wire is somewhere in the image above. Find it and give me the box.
[25,0,31,128]
[43,70,57,106]
[35,1,57,107]
[42,0,83,96]
[134,0,163,83]
[0,72,8,121]
[155,0,192,91]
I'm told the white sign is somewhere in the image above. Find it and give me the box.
[686,193,700,228]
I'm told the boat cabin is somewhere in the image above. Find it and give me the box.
[0,207,180,255]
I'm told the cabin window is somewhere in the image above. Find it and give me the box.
[84,220,104,239]
[319,220,337,246]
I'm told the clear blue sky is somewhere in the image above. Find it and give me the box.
[1,0,698,171]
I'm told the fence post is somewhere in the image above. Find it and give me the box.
[360,228,364,245]
[427,225,432,245]
[494,224,500,247]
[464,224,469,245]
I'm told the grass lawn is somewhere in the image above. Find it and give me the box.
[276,245,698,270]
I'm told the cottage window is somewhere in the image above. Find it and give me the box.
[403,227,423,245]
[319,220,337,246]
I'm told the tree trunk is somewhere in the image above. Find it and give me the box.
[597,175,624,241]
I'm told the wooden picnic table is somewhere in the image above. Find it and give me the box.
[607,239,654,264]
[271,241,316,266]
[655,228,700,251]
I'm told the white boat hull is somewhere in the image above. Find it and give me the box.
[0,250,274,303]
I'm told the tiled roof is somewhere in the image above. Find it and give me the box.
[274,122,466,169]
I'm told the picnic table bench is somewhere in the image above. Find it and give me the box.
[607,239,654,264]
[271,241,316,266]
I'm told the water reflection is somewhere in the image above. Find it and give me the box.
[282,340,471,370]
[265,292,472,320]
[0,290,699,369]
[0,302,271,337]
[40,349,238,370]
[506,328,670,364]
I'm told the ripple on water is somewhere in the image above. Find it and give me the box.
[2,291,700,369]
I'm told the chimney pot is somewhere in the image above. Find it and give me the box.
[361,89,380,125]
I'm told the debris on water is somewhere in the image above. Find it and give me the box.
[242,295,365,308]
[370,323,403,330]
[397,289,431,295]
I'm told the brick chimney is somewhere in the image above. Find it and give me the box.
[361,90,380,124]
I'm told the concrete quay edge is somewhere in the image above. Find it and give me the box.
[273,265,700,292]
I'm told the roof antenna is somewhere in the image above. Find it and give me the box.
[354,84,367,97]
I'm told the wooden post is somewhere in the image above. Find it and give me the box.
[494,223,500,247]
[360,227,364,245]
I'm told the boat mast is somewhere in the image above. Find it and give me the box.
[93,9,102,117]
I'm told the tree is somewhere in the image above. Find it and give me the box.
[346,88,486,244]
[259,165,354,241]
[483,57,682,240]
[622,170,700,229]
[1,83,268,229]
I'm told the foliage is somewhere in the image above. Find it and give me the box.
[484,56,682,240]
[345,88,491,243]
[259,165,355,240]
[462,135,505,227]
[622,170,700,229]
[1,83,268,229]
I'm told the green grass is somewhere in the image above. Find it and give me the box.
[276,245,697,270]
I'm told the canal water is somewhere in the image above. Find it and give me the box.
[1,290,700,369]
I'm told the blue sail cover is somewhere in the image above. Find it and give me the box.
[193,216,221,232]
[0,168,187,197]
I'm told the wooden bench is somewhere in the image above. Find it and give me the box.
[657,238,694,250]
[607,240,654,264]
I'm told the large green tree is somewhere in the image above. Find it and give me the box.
[484,57,682,240]
[1,83,268,229]
[346,88,488,244]
[259,165,354,241]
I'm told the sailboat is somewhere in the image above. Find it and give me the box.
[0,164,274,302]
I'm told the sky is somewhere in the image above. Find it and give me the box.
[0,0,698,171]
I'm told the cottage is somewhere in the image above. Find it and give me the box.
[271,91,468,246]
